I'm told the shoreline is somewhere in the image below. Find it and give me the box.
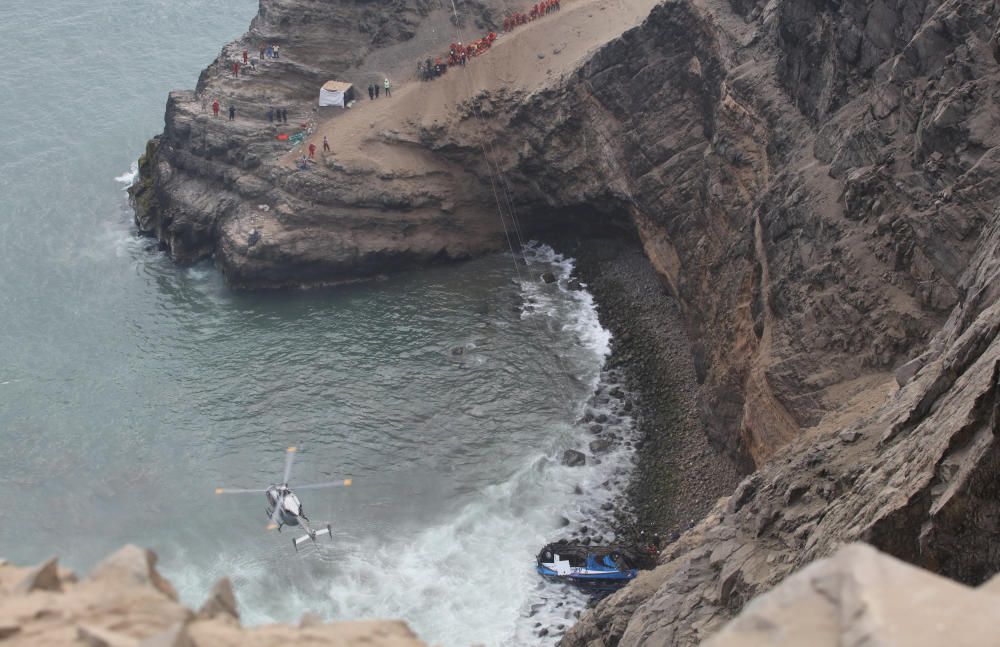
[561,236,744,545]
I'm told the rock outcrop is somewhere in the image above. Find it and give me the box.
[705,543,1000,647]
[0,545,425,646]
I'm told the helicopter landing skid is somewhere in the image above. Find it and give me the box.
[293,524,333,552]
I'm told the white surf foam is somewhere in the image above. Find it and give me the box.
[163,247,638,647]
[114,162,139,187]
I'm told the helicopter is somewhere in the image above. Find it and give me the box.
[215,446,352,551]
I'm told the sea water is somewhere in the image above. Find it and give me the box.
[0,2,635,645]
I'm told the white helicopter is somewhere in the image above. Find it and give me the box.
[215,447,352,551]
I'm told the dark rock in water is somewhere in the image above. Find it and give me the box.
[581,412,595,423]
[567,279,583,291]
[595,414,609,424]
[451,346,465,356]
[573,485,583,495]
[562,449,586,467]
[589,424,604,434]
[590,439,613,454]
[558,516,571,527]
[541,271,557,284]
[538,628,549,637]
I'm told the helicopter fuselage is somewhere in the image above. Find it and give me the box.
[265,485,305,527]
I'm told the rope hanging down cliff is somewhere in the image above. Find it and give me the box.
[441,0,583,404]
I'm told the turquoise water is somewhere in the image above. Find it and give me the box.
[0,2,633,645]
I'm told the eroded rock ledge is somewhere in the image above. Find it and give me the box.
[0,545,424,646]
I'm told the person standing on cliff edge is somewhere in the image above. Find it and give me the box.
[383,78,392,97]
[242,49,248,64]
[368,83,374,100]
[212,99,220,117]
[308,142,316,159]
[267,106,274,123]
[323,135,331,153]
[228,104,235,121]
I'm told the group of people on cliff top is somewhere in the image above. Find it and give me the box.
[418,0,561,81]
[366,79,393,99]
[504,0,560,31]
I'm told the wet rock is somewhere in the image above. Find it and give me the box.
[450,346,465,356]
[541,271,557,284]
[562,449,586,467]
[589,424,604,434]
[589,439,613,453]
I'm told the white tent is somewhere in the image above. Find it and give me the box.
[318,80,354,108]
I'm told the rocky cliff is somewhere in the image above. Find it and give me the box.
[132,0,1000,643]
[0,545,424,646]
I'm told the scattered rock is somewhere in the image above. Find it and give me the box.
[562,450,586,467]
[541,271,557,284]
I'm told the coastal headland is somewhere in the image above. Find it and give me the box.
[128,0,1000,643]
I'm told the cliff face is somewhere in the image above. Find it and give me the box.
[133,0,1000,642]
[497,0,999,469]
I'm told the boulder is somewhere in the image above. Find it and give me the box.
[705,544,1000,647]
[590,439,613,454]
[89,545,177,600]
[562,450,587,467]
[14,556,62,594]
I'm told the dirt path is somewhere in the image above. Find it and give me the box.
[283,0,660,173]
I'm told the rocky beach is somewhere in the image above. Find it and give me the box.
[10,0,1000,643]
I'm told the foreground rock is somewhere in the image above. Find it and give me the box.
[0,546,424,647]
[705,543,1000,647]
